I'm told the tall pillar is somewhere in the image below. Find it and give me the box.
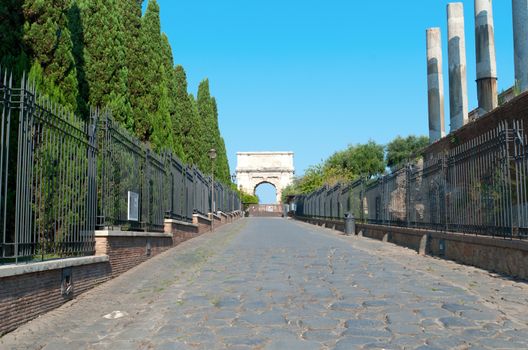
[427,28,446,143]
[447,3,469,131]
[513,0,528,93]
[474,0,498,114]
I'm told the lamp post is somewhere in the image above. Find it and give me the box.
[209,148,217,231]
[230,174,237,213]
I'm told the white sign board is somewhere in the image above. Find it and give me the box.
[128,191,139,221]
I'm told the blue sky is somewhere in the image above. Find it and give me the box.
[152,0,515,203]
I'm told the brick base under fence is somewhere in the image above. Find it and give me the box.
[0,256,111,336]
[0,211,242,336]
[296,216,528,280]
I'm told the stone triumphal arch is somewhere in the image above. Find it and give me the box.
[236,152,295,204]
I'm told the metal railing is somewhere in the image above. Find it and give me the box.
[295,120,528,239]
[1,73,98,262]
[0,70,241,263]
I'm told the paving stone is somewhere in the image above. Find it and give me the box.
[341,327,392,338]
[302,317,340,330]
[386,311,422,324]
[156,341,191,350]
[462,328,496,338]
[476,337,527,349]
[224,336,267,347]
[41,341,80,350]
[390,336,427,348]
[241,300,267,310]
[344,319,385,329]
[211,310,238,320]
[238,311,286,326]
[217,297,240,308]
[439,316,475,328]
[334,337,380,349]
[460,309,501,321]
[328,302,362,311]
[386,323,423,335]
[441,303,477,313]
[363,300,390,307]
[301,329,337,342]
[427,336,470,349]
[215,326,255,338]
[415,346,443,350]
[418,308,453,319]
[2,218,528,349]
[264,339,321,350]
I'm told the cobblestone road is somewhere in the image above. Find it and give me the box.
[2,218,528,349]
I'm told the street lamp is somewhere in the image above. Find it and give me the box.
[209,148,217,231]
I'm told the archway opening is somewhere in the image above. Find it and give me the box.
[255,182,277,204]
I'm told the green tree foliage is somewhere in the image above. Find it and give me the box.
[149,64,175,151]
[286,135,429,198]
[194,80,230,183]
[5,0,234,186]
[131,0,164,141]
[77,0,132,126]
[284,141,386,197]
[117,0,143,131]
[197,79,214,171]
[285,164,325,198]
[22,0,79,111]
[386,135,429,169]
[322,141,386,184]
[0,0,27,73]
[173,65,194,162]
[186,93,204,166]
[212,98,231,183]
[160,34,185,158]
[240,191,259,205]
[116,0,142,88]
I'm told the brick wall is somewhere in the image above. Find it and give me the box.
[95,235,173,277]
[193,214,213,234]
[165,219,200,245]
[0,261,111,336]
[427,231,528,279]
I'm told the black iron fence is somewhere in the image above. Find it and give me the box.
[0,71,241,263]
[295,120,528,239]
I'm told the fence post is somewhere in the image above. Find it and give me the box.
[87,107,98,235]
[442,155,448,232]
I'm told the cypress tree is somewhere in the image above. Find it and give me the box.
[22,0,79,111]
[77,0,131,126]
[160,33,185,158]
[0,0,26,73]
[131,0,166,143]
[115,0,143,77]
[186,93,205,168]
[117,0,143,131]
[150,63,174,151]
[197,82,231,182]
[197,79,216,172]
[211,98,231,183]
[173,65,194,162]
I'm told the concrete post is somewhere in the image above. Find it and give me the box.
[513,0,528,93]
[474,0,498,114]
[447,3,469,131]
[426,28,446,143]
